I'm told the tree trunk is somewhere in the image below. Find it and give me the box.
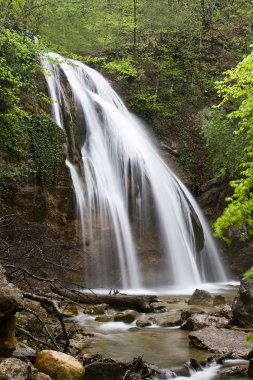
[51,284,157,312]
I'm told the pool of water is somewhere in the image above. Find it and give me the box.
[73,283,249,379]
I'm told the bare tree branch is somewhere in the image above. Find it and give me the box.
[23,292,70,352]
[24,307,59,350]
[17,326,56,350]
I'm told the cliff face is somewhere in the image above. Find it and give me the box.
[1,166,86,287]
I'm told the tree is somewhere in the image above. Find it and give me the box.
[213,48,253,241]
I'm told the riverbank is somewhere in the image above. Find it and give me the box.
[1,263,253,379]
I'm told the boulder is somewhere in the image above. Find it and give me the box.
[182,313,229,330]
[232,277,253,327]
[148,312,181,327]
[150,302,168,313]
[35,350,85,380]
[218,363,248,377]
[63,305,79,318]
[69,334,90,354]
[0,283,23,320]
[213,295,226,306]
[36,374,53,380]
[13,342,37,363]
[0,357,37,379]
[212,304,233,319]
[83,362,122,380]
[95,316,113,323]
[188,289,213,306]
[83,304,108,315]
[189,326,253,358]
[248,359,253,377]
[114,310,138,324]
[0,264,24,356]
[0,316,17,356]
[181,308,205,322]
[136,319,152,328]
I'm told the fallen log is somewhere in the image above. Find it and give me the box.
[51,284,158,312]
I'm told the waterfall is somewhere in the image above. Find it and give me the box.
[43,52,227,289]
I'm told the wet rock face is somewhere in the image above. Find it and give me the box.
[189,326,253,358]
[0,265,24,356]
[232,277,253,328]
[35,350,85,380]
[226,238,253,278]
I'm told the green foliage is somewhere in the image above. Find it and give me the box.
[36,0,253,54]
[29,115,64,185]
[103,56,138,80]
[213,49,253,241]
[0,27,64,212]
[245,267,253,279]
[200,108,248,179]
[0,28,42,178]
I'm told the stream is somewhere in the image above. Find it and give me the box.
[69,283,249,379]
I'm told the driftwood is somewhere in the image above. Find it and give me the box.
[51,284,158,312]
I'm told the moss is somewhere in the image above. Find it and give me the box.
[29,114,65,186]
[95,316,112,323]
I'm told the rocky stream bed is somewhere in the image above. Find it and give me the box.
[1,263,253,379]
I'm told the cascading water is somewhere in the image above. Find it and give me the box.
[43,52,227,289]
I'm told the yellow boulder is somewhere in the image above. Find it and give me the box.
[35,350,85,380]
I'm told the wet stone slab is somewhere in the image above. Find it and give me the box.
[189,326,253,358]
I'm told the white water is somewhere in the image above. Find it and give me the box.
[43,52,228,289]
[174,364,220,380]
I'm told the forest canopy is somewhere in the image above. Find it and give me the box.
[0,0,253,240]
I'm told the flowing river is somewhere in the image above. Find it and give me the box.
[68,284,248,380]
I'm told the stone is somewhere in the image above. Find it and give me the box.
[181,308,205,322]
[148,312,181,327]
[114,310,138,324]
[0,283,23,320]
[69,334,90,353]
[232,277,253,328]
[121,372,141,380]
[95,316,113,323]
[0,316,16,356]
[150,302,168,313]
[82,353,114,366]
[83,304,108,315]
[0,265,24,356]
[83,362,122,380]
[35,350,85,380]
[248,359,253,377]
[136,319,152,328]
[189,326,253,358]
[182,313,229,330]
[13,342,37,363]
[0,357,37,379]
[188,289,213,306]
[212,304,233,319]
[63,305,79,318]
[213,295,226,306]
[36,374,53,380]
[218,363,248,377]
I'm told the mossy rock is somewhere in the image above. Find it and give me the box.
[114,310,138,324]
[83,306,106,315]
[95,316,113,323]
[63,306,79,318]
